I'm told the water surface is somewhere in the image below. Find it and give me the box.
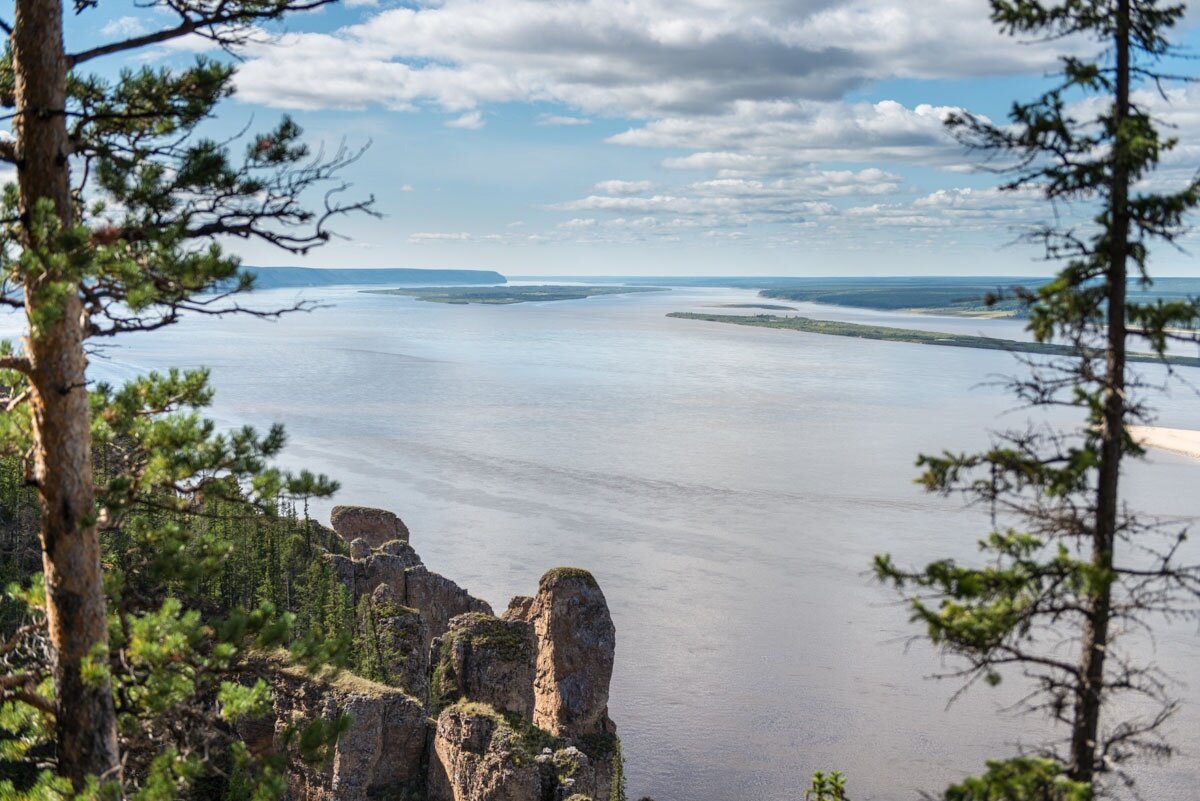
[4,285,1198,800]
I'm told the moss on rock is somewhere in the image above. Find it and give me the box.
[541,567,599,588]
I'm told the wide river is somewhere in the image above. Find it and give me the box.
[5,284,1198,800]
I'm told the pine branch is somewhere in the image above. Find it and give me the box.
[0,354,31,374]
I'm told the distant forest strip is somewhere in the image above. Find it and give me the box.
[667,312,1200,369]
[756,277,1200,319]
[759,283,1029,317]
[364,285,667,304]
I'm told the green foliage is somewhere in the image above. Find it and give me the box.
[350,593,414,685]
[806,770,849,801]
[944,758,1092,801]
[446,701,558,764]
[429,637,456,714]
[0,401,352,800]
[543,567,600,586]
[608,736,626,801]
[1,0,377,792]
[875,0,1200,795]
[450,613,534,660]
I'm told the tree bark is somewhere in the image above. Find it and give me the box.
[12,0,121,788]
[1070,0,1130,783]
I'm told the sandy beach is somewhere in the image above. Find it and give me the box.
[1130,425,1200,460]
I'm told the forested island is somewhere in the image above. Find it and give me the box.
[668,312,1200,368]
[758,280,1030,317]
[364,285,667,304]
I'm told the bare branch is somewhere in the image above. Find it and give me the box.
[68,0,337,66]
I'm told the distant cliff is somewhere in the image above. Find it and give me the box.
[247,267,507,289]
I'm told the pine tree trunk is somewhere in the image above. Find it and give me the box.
[1070,0,1130,783]
[12,0,121,788]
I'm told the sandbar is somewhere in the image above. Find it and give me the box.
[1130,425,1200,460]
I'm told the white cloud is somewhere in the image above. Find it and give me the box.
[538,113,592,126]
[399,183,415,192]
[221,0,1195,254]
[408,231,474,242]
[619,100,971,171]
[594,179,653,194]
[101,16,148,37]
[344,0,379,7]
[233,0,1073,118]
[446,110,485,129]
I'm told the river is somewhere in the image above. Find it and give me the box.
[3,283,1198,800]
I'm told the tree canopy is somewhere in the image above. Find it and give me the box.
[0,0,373,794]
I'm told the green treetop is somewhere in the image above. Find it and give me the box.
[0,0,373,795]
[876,0,1200,797]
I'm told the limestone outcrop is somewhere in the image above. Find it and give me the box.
[270,666,428,801]
[330,505,410,548]
[544,744,619,801]
[430,567,621,801]
[525,568,617,739]
[326,521,492,656]
[433,613,537,717]
[365,584,430,700]
[406,565,494,643]
[282,510,621,801]
[428,705,544,801]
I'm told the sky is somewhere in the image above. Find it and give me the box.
[41,0,1200,275]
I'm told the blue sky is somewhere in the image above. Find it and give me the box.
[42,1,1200,275]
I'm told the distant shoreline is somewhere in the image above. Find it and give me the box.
[364,285,667,304]
[246,266,507,289]
[667,312,1200,369]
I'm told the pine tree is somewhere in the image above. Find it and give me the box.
[876,1,1200,796]
[0,0,372,793]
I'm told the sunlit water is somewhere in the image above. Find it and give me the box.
[3,285,1198,801]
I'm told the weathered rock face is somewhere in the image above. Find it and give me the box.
[546,744,619,801]
[528,569,616,739]
[296,514,621,801]
[380,539,423,564]
[367,584,431,701]
[501,596,534,623]
[330,505,410,548]
[349,537,372,561]
[428,706,543,801]
[407,565,494,644]
[270,667,428,801]
[433,613,536,718]
[326,530,490,655]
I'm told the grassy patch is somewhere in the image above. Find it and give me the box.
[431,615,534,712]
[446,701,556,763]
[543,567,599,587]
